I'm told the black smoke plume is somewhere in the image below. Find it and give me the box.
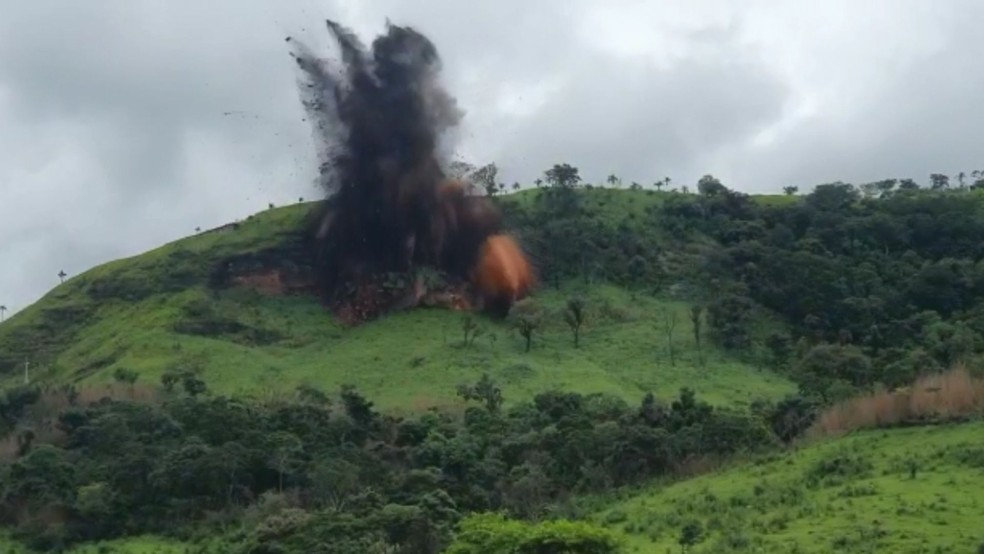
[288,20,522,321]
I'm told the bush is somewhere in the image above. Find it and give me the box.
[805,451,873,488]
[446,513,622,554]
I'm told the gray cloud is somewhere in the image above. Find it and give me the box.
[735,25,984,191]
[2,1,983,315]
[489,30,789,186]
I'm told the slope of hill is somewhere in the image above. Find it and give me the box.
[590,420,984,553]
[0,190,795,410]
[0,534,189,554]
[4,181,984,553]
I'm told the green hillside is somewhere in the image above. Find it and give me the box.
[0,534,189,554]
[0,190,794,411]
[4,178,984,553]
[591,421,984,553]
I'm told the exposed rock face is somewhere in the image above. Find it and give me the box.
[213,245,479,325]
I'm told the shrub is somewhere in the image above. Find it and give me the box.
[446,513,622,554]
[805,451,873,488]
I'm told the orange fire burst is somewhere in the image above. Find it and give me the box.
[471,234,535,311]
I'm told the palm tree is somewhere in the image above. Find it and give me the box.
[606,174,619,188]
[58,270,67,284]
[0,305,6,323]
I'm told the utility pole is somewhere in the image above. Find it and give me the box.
[23,360,29,385]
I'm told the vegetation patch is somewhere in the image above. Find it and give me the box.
[592,421,984,553]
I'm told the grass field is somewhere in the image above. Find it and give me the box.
[0,190,796,411]
[13,280,793,411]
[590,421,984,553]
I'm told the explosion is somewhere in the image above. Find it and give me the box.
[289,20,534,322]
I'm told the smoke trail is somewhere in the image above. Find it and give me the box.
[289,20,531,321]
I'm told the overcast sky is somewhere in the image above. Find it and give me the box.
[2,0,983,315]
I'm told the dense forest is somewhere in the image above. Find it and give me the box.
[504,168,984,406]
[2,168,984,552]
[1,377,773,552]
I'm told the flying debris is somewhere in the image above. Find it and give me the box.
[288,19,535,323]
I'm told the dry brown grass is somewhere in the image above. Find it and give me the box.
[807,366,984,440]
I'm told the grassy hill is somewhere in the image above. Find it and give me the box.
[4,183,984,553]
[590,421,984,553]
[0,190,795,411]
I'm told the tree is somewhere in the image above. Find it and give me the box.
[461,315,483,347]
[509,298,543,353]
[659,308,678,366]
[473,163,500,197]
[511,182,520,191]
[679,521,704,553]
[765,333,794,370]
[448,160,476,179]
[697,174,727,196]
[690,306,704,367]
[0,305,6,323]
[957,171,967,189]
[309,458,361,510]
[875,178,897,197]
[606,174,619,188]
[340,384,376,427]
[783,185,799,196]
[295,384,330,406]
[182,373,207,397]
[654,180,665,192]
[456,373,503,414]
[807,182,858,210]
[58,270,67,284]
[898,178,920,191]
[545,163,581,189]
[860,181,881,198]
[564,297,586,348]
[627,255,649,286]
[706,294,755,350]
[929,173,950,190]
[268,432,303,493]
[534,178,543,188]
[761,394,819,444]
[796,344,872,397]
